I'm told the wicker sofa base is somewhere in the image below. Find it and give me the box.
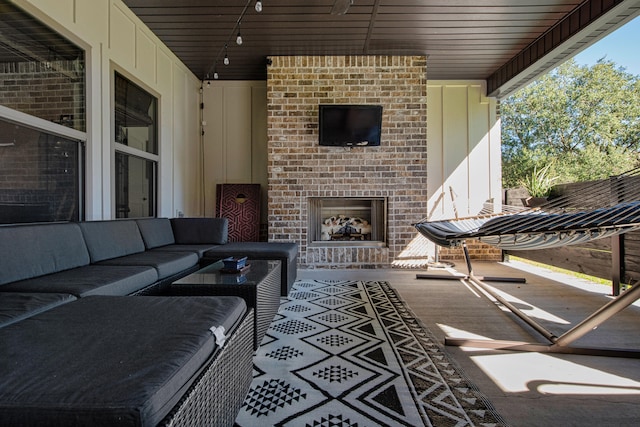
[161,308,254,427]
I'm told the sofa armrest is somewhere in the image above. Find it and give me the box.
[170,218,228,245]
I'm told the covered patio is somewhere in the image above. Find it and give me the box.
[3,1,640,424]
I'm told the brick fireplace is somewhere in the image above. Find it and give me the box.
[267,56,428,268]
[308,197,386,245]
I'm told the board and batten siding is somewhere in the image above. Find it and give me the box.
[14,0,202,219]
[202,80,268,223]
[427,81,502,262]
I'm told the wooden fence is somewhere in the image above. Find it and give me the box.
[505,176,640,295]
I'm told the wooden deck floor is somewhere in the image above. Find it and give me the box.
[298,261,640,427]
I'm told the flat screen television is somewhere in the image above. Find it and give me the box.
[318,104,383,146]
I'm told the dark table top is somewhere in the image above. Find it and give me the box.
[172,259,279,287]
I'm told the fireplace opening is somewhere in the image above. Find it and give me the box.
[308,197,386,246]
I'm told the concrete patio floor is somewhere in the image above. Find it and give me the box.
[298,260,640,427]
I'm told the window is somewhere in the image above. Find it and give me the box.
[115,153,155,218]
[0,1,85,131]
[0,119,83,223]
[114,73,158,218]
[0,0,86,224]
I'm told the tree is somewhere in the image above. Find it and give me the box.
[501,59,640,188]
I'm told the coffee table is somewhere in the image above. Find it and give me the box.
[169,259,281,350]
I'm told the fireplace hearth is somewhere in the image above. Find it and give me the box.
[309,197,386,247]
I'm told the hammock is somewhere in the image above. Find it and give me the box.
[415,167,640,251]
[416,201,640,250]
[413,167,640,358]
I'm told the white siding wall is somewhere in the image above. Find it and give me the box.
[14,0,202,219]
[427,81,501,221]
[202,81,268,220]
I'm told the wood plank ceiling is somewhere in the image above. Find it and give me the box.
[123,0,640,96]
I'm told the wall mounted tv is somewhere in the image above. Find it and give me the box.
[318,104,383,146]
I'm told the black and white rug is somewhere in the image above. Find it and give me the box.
[235,280,507,426]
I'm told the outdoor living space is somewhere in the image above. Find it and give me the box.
[298,262,640,426]
[3,1,640,426]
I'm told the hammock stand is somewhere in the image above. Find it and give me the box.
[414,167,640,358]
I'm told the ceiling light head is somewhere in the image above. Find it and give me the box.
[236,31,243,45]
[223,44,229,65]
[331,0,353,15]
[255,0,262,13]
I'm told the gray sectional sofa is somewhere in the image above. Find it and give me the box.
[0,217,298,426]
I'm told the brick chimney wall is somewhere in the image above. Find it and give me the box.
[266,56,428,268]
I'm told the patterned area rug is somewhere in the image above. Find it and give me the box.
[235,280,507,426]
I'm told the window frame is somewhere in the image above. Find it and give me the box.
[0,106,87,143]
[112,71,160,219]
[0,1,87,224]
[0,82,86,226]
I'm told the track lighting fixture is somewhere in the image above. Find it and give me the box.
[205,0,264,81]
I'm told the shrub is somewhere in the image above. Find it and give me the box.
[520,164,559,197]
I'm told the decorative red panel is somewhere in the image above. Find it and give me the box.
[216,183,261,242]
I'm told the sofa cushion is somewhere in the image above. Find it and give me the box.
[79,220,146,263]
[206,241,299,259]
[135,218,175,249]
[0,292,76,328]
[0,223,90,286]
[0,295,247,427]
[0,265,159,297]
[170,217,228,244]
[151,244,218,258]
[98,251,198,279]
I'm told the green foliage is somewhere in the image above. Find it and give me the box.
[553,144,638,182]
[519,164,559,197]
[501,59,640,188]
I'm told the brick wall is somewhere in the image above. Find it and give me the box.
[0,60,83,223]
[266,56,428,268]
[0,60,85,131]
[438,241,503,263]
[0,126,79,223]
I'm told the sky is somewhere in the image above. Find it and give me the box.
[572,15,640,76]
